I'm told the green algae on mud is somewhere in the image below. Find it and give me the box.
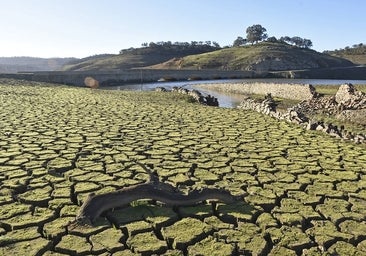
[0,80,366,255]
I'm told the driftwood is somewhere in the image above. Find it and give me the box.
[76,182,242,225]
[75,163,243,225]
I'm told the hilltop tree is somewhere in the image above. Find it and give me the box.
[212,41,221,48]
[302,39,313,48]
[290,37,304,47]
[279,36,291,44]
[267,36,278,43]
[246,24,268,45]
[233,36,247,47]
[279,36,313,48]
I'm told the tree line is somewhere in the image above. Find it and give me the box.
[142,41,221,48]
[120,41,221,54]
[324,43,365,55]
[233,24,313,49]
[119,24,314,55]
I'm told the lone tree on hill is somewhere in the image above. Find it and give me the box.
[246,24,268,44]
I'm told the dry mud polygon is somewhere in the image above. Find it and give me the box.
[0,80,366,255]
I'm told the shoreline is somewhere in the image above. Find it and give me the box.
[194,82,316,101]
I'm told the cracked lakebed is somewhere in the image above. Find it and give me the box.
[0,79,366,255]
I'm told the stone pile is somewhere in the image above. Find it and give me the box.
[291,97,339,116]
[155,87,168,92]
[237,94,278,117]
[238,84,366,144]
[237,94,309,124]
[155,86,219,106]
[335,83,366,109]
[295,84,366,116]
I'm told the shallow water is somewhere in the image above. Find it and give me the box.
[105,78,366,108]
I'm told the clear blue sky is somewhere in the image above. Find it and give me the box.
[0,0,364,58]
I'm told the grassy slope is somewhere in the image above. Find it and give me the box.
[150,42,354,71]
[325,45,366,65]
[329,54,366,65]
[61,46,218,71]
[61,42,353,72]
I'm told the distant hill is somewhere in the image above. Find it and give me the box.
[62,43,220,71]
[62,42,353,72]
[147,42,354,71]
[0,57,77,73]
[324,44,366,65]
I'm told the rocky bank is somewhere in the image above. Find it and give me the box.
[238,84,366,144]
[155,86,219,106]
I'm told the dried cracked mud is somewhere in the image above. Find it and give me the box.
[0,80,366,255]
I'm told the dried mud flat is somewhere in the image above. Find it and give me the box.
[0,80,366,256]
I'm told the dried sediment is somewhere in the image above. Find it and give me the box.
[2,80,366,255]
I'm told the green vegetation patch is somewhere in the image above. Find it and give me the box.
[127,232,167,255]
[68,218,110,237]
[89,228,125,254]
[123,220,153,237]
[266,225,312,251]
[315,198,351,223]
[144,206,179,229]
[0,202,31,220]
[0,226,40,246]
[217,202,258,223]
[47,157,73,173]
[162,217,213,250]
[1,207,55,230]
[55,234,92,255]
[339,220,366,241]
[305,220,353,248]
[0,237,52,255]
[17,186,53,206]
[43,217,75,239]
[187,236,234,255]
[327,241,363,255]
[178,204,212,219]
[215,222,267,255]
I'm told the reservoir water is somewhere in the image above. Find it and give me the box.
[105,78,366,108]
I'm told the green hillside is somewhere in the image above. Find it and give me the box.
[62,42,353,72]
[149,42,354,71]
[324,44,366,65]
[62,43,219,71]
[340,55,366,65]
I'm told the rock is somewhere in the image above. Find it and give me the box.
[155,87,167,92]
[84,77,99,89]
[335,83,356,104]
[306,120,318,130]
[160,87,219,106]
